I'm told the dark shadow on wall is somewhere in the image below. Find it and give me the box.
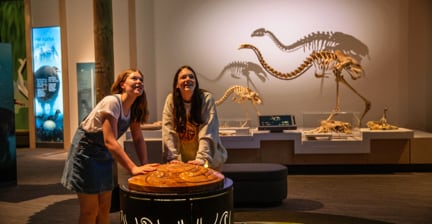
[250,27,370,63]
[198,61,268,93]
[197,28,370,94]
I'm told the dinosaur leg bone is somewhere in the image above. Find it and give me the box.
[252,103,261,116]
[325,72,342,122]
[241,103,250,127]
[338,76,371,124]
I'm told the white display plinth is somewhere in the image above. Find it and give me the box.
[125,127,416,156]
[302,111,362,140]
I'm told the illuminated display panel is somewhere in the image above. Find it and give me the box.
[31,26,64,143]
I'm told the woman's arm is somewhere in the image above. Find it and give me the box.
[195,93,219,165]
[162,94,180,161]
[102,114,155,175]
[130,121,148,165]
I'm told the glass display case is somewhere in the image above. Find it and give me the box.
[219,119,251,136]
[302,111,362,140]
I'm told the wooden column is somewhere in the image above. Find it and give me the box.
[94,2,119,212]
[93,0,114,102]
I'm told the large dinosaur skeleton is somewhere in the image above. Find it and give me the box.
[239,43,371,132]
[215,85,263,127]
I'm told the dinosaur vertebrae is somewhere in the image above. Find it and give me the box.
[215,85,262,106]
[239,43,359,80]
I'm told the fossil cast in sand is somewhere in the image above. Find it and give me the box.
[215,85,263,127]
[239,43,371,133]
[367,108,398,130]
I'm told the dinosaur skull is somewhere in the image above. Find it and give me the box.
[251,28,266,37]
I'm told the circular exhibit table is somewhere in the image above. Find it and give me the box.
[119,178,233,224]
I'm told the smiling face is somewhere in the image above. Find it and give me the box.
[176,68,196,102]
[122,71,144,96]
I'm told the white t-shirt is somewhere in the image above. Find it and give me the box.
[80,94,130,133]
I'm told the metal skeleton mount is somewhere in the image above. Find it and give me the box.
[239,43,371,133]
[215,85,263,127]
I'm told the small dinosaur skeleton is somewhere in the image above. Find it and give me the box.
[215,85,263,127]
[367,108,398,130]
[239,43,371,132]
[215,85,262,110]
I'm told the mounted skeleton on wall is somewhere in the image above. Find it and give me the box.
[239,43,371,133]
[215,85,262,127]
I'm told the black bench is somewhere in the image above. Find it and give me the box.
[221,163,288,206]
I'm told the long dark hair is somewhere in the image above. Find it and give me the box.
[111,69,149,123]
[172,65,204,133]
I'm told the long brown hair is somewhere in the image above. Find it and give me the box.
[172,65,204,133]
[111,69,149,123]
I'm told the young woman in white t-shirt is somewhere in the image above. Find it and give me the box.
[61,69,158,223]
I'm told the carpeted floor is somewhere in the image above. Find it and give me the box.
[233,210,394,224]
[1,148,431,224]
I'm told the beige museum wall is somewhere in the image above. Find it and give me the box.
[29,0,432,147]
[151,0,432,131]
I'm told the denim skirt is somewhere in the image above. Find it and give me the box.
[61,128,114,194]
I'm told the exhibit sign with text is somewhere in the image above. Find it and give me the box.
[76,62,96,123]
[31,26,64,144]
[0,43,17,186]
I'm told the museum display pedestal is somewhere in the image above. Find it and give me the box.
[411,130,432,164]
[222,127,418,164]
[123,127,432,166]
[221,163,287,205]
[119,178,233,224]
